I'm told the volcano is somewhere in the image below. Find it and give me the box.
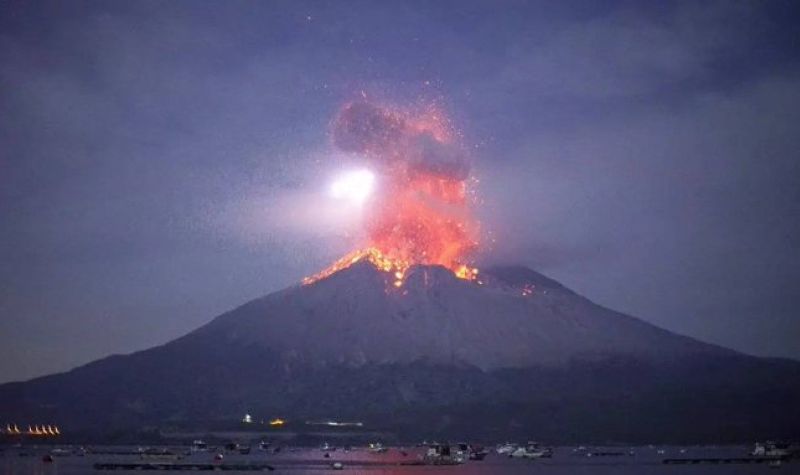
[1,262,798,443]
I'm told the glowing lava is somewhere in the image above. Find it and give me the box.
[302,247,411,287]
[304,100,479,287]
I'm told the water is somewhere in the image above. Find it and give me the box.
[1,445,790,474]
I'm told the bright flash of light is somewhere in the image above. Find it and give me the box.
[330,169,375,205]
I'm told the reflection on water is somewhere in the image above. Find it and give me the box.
[0,445,787,475]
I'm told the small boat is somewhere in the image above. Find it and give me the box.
[422,443,466,465]
[496,443,517,455]
[752,441,792,458]
[469,445,489,461]
[510,442,553,459]
[191,440,208,452]
[239,445,251,455]
[259,440,271,451]
[368,442,388,453]
[320,442,335,452]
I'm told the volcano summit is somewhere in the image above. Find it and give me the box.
[1,260,798,443]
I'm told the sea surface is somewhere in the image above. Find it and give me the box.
[1,445,792,474]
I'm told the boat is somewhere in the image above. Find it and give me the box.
[510,442,553,459]
[453,442,487,461]
[752,441,792,458]
[468,445,489,460]
[496,443,517,455]
[367,442,388,453]
[191,440,208,452]
[422,443,466,465]
[259,440,271,451]
[238,445,251,455]
[320,442,335,452]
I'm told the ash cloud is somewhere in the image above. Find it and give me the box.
[332,101,470,181]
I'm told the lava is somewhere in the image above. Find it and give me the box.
[302,247,410,287]
[304,100,479,287]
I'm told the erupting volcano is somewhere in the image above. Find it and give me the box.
[304,101,479,287]
[2,99,798,445]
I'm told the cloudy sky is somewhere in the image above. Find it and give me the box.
[1,0,799,383]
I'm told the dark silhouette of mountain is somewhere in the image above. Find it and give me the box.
[1,262,798,443]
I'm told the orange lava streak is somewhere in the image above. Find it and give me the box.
[302,247,411,287]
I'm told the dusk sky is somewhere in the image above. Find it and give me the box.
[1,0,799,383]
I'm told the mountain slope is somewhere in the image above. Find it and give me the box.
[1,263,797,443]
[189,261,729,370]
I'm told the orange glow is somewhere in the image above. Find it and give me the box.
[305,101,480,287]
[269,418,286,427]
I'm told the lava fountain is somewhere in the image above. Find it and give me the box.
[303,101,479,287]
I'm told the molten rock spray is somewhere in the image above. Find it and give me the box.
[304,101,479,287]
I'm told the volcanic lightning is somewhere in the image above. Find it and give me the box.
[304,100,479,287]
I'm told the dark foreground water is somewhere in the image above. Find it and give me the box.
[1,445,792,474]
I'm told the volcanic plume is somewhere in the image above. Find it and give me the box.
[305,101,479,286]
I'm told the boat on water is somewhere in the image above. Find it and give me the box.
[496,443,517,455]
[320,442,336,452]
[191,440,208,452]
[259,440,271,451]
[752,441,795,458]
[422,443,466,465]
[469,445,489,460]
[453,442,488,461]
[368,442,388,453]
[510,441,553,459]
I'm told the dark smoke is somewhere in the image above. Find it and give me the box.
[332,101,470,180]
